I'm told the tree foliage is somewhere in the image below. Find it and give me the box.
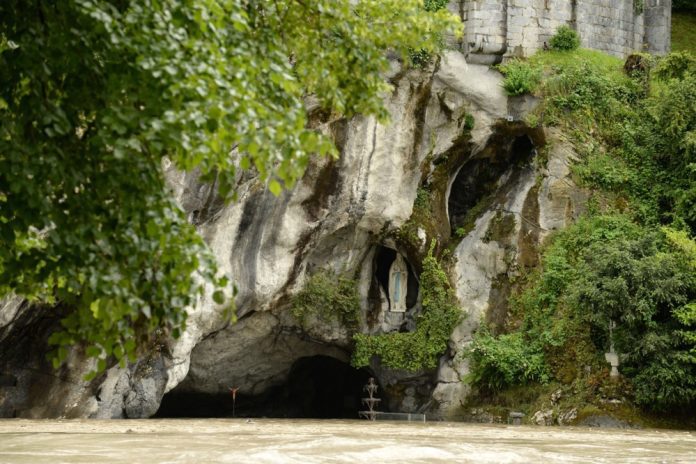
[409,0,452,67]
[0,0,460,372]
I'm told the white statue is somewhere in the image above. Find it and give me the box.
[389,255,408,312]
[605,320,620,378]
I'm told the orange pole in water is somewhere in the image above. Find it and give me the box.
[228,387,239,418]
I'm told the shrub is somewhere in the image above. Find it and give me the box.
[574,152,634,192]
[409,48,433,68]
[464,113,475,130]
[654,51,696,81]
[633,0,645,15]
[424,0,449,11]
[473,38,696,413]
[414,187,430,210]
[550,25,580,51]
[467,327,551,392]
[291,270,360,329]
[542,62,637,116]
[499,60,542,96]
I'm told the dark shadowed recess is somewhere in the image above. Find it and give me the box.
[155,356,387,419]
[448,133,537,232]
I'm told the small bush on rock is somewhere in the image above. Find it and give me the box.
[292,270,360,329]
[550,25,580,51]
[499,60,542,96]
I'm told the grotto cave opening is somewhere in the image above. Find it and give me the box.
[448,133,536,233]
[155,355,384,419]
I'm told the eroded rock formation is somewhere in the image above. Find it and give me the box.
[0,46,591,419]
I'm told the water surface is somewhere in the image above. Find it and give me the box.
[1,419,694,463]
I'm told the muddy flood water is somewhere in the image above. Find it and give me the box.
[0,419,695,463]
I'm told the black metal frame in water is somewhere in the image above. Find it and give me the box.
[359,377,381,421]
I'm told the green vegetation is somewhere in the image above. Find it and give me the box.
[468,325,550,391]
[424,0,450,10]
[672,11,696,53]
[674,0,696,11]
[468,48,696,413]
[397,186,435,250]
[291,270,360,330]
[549,25,580,51]
[352,243,462,372]
[472,217,696,407]
[409,0,457,68]
[0,0,459,374]
[672,12,696,54]
[654,51,696,81]
[529,48,626,80]
[499,60,542,96]
[463,114,476,131]
[634,0,645,15]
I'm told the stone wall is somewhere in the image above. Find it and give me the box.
[644,0,672,55]
[506,0,575,58]
[458,0,671,64]
[576,0,643,58]
[462,0,508,60]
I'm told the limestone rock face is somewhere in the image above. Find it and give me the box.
[0,50,587,419]
[531,409,555,426]
[433,127,588,416]
[557,407,578,426]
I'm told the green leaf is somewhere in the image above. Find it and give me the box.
[90,299,101,318]
[212,290,225,305]
[86,346,102,358]
[268,179,282,196]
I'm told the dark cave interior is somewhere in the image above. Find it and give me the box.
[448,134,536,232]
[155,355,385,419]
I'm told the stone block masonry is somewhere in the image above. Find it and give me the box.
[455,0,671,63]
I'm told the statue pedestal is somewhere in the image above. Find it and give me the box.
[604,352,620,378]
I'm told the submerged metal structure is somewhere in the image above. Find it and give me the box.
[359,378,380,421]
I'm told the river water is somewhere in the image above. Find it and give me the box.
[0,419,694,463]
